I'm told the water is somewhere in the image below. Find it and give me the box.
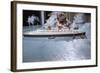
[23,36,91,62]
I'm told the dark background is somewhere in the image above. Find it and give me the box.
[23,10,91,26]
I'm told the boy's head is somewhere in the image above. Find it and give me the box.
[57,13,66,24]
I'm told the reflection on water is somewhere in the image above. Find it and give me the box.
[23,36,91,62]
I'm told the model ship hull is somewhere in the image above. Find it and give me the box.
[23,30,86,39]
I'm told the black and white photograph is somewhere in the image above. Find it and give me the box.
[23,10,91,62]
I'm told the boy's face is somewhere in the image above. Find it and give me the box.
[57,13,66,24]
